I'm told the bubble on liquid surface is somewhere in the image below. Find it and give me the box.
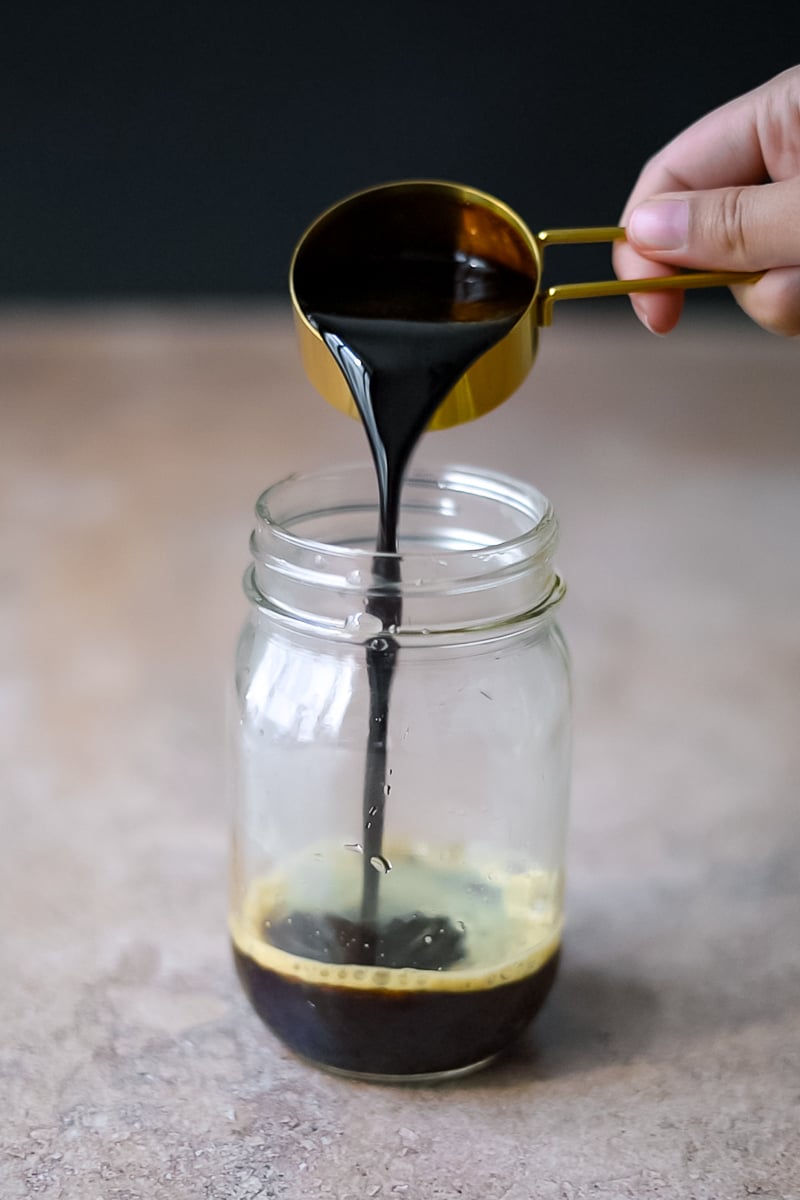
[344,842,363,854]
[370,637,389,652]
[345,569,362,586]
[369,854,392,875]
[344,611,384,638]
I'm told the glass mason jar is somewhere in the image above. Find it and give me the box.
[229,464,570,1082]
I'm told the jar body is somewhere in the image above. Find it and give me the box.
[229,465,570,1081]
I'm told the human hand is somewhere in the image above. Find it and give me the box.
[613,66,800,336]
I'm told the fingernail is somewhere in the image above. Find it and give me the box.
[628,200,689,251]
[630,296,669,336]
[640,312,667,337]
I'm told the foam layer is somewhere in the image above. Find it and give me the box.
[230,850,562,994]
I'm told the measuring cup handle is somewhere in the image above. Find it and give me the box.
[535,227,762,327]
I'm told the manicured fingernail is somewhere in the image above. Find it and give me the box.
[628,200,689,250]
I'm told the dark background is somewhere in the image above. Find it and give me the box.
[3,2,798,299]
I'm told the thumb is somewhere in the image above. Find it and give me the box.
[626,179,800,272]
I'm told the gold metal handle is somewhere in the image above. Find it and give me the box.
[535,227,762,327]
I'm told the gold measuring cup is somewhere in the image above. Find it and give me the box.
[290,180,760,431]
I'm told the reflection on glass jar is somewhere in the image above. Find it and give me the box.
[229,464,570,1082]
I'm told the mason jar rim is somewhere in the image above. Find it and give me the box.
[254,463,557,564]
[248,463,563,640]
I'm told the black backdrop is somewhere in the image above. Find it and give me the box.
[3,2,798,298]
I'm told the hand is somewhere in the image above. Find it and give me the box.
[613,66,800,336]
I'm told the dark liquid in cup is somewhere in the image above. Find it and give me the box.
[233,191,554,1076]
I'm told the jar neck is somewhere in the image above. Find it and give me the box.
[247,465,564,642]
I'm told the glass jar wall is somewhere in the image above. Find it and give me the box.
[229,464,570,1081]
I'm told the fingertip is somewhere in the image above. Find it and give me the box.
[631,293,684,334]
[613,234,685,332]
[637,307,663,336]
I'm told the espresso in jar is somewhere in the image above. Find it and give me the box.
[231,850,561,1077]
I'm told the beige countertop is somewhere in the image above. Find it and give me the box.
[1,307,798,1200]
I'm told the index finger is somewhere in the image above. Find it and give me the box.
[613,77,771,330]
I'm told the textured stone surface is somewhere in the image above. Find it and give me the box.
[1,308,798,1199]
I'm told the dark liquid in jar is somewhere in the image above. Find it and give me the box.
[233,937,560,1078]
[232,859,560,1077]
